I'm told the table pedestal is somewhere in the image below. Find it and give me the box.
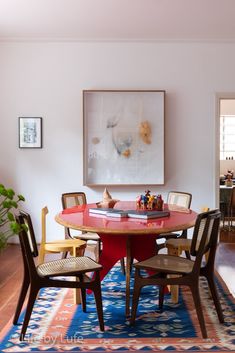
[98,233,157,316]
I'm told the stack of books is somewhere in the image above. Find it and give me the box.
[89,208,170,219]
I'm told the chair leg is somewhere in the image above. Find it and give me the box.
[190,283,207,338]
[205,274,224,323]
[92,274,104,331]
[13,274,30,325]
[61,251,68,259]
[79,275,86,312]
[158,285,165,312]
[130,269,142,325]
[20,286,39,341]
[120,258,126,275]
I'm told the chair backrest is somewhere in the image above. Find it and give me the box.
[16,211,38,279]
[61,192,87,238]
[190,209,221,272]
[167,191,192,209]
[62,192,87,209]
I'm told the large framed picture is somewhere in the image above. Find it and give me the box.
[83,90,165,186]
[19,117,42,148]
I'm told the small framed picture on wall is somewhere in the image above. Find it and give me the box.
[19,117,42,148]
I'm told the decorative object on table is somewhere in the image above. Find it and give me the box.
[19,117,42,148]
[136,190,164,211]
[96,187,119,208]
[83,90,165,186]
[1,263,234,352]
[0,183,25,252]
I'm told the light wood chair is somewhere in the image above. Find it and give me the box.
[14,211,104,341]
[38,206,87,265]
[130,209,224,339]
[61,192,101,260]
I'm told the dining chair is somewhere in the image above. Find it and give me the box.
[38,206,87,265]
[227,187,235,231]
[61,192,101,260]
[156,191,192,253]
[13,210,104,341]
[165,206,210,302]
[130,209,224,339]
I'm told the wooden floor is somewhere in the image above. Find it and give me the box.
[0,230,235,331]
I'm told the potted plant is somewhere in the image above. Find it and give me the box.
[0,183,25,252]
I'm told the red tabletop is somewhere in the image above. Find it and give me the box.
[55,201,197,315]
[56,201,197,235]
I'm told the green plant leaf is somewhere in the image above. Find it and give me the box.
[18,195,25,202]
[6,188,15,200]
[7,212,15,221]
[10,222,21,234]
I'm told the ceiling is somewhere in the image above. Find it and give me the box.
[0,0,235,42]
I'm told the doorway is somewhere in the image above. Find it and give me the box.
[217,96,235,236]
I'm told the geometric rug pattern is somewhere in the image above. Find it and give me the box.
[0,264,235,352]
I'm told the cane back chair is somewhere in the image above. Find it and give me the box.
[156,191,192,253]
[13,211,104,341]
[62,192,101,260]
[130,209,224,339]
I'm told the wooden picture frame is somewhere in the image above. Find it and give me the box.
[19,117,42,149]
[83,90,165,186]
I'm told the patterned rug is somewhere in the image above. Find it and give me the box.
[0,265,235,352]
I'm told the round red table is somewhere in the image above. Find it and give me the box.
[55,201,197,315]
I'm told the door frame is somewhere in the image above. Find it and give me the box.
[215,92,235,207]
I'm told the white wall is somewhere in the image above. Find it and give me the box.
[1,41,235,242]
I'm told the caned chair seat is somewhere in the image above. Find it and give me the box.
[37,256,102,277]
[135,254,194,274]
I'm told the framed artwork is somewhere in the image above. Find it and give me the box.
[19,117,42,148]
[83,90,165,186]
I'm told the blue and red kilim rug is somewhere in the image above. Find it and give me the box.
[0,264,235,352]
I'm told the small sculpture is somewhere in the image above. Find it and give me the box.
[136,190,163,211]
[96,188,119,208]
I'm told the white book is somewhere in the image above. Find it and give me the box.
[106,210,128,218]
[89,208,123,215]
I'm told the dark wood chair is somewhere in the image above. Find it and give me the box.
[130,209,224,339]
[13,210,104,341]
[156,191,192,254]
[62,192,101,259]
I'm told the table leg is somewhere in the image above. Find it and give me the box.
[125,237,131,316]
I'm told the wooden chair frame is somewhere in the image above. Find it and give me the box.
[13,211,104,341]
[130,209,224,338]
